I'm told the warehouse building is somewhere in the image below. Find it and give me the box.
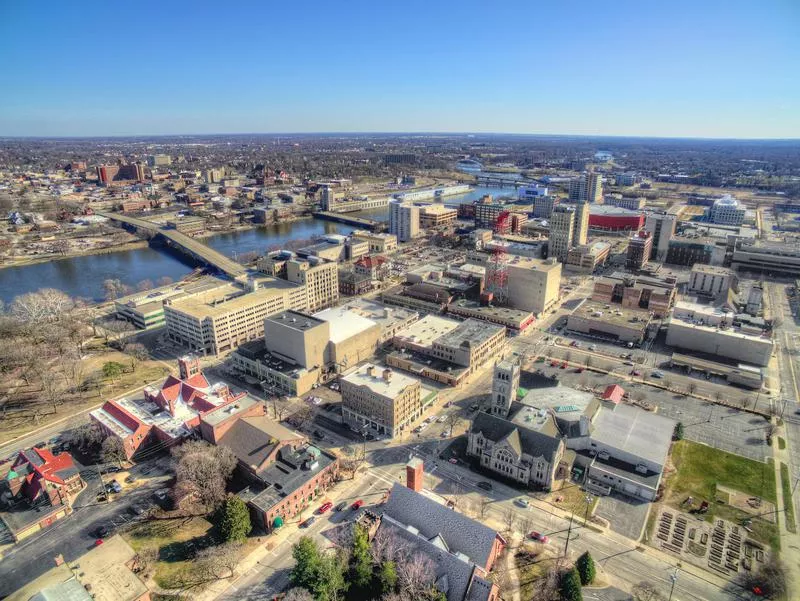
[665,314,774,367]
[567,301,653,344]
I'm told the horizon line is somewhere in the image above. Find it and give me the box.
[1,131,799,143]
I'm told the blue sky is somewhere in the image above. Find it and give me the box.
[0,0,798,138]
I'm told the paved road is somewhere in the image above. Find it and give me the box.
[0,475,167,597]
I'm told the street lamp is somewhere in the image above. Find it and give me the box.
[668,566,679,601]
[583,495,593,524]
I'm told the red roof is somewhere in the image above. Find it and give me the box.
[602,384,625,404]
[102,399,145,433]
[12,447,78,500]
[356,255,388,269]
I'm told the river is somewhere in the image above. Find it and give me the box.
[0,186,511,305]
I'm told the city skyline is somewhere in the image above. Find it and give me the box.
[0,0,798,139]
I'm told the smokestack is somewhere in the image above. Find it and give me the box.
[366,365,375,377]
[406,457,423,492]
[382,368,392,382]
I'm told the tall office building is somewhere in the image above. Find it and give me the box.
[644,212,677,261]
[574,201,589,245]
[285,258,340,312]
[626,231,653,270]
[549,205,575,263]
[569,171,603,203]
[389,200,420,242]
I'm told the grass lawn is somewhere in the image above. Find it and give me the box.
[124,516,214,590]
[667,441,779,550]
[780,463,797,534]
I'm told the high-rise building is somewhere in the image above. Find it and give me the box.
[504,257,562,316]
[644,212,677,261]
[569,171,603,203]
[286,258,340,312]
[549,205,575,262]
[96,162,145,185]
[389,200,420,242]
[574,201,589,245]
[626,231,653,270]
[533,195,557,219]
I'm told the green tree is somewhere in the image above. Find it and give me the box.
[576,551,596,585]
[290,537,321,592]
[351,524,373,588]
[314,550,348,601]
[559,568,583,601]
[102,360,124,383]
[674,422,685,441]
[219,496,252,543]
[380,560,398,594]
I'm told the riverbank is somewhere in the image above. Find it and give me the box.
[0,239,151,270]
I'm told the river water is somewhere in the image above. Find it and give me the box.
[0,186,511,305]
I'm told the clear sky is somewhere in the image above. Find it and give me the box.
[0,0,798,138]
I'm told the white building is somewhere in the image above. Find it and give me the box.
[707,195,746,226]
[389,200,420,242]
[687,265,737,298]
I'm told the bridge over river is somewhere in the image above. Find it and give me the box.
[96,211,247,278]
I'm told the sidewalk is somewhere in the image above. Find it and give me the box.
[772,423,800,598]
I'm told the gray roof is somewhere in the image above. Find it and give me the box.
[591,403,675,468]
[376,515,493,601]
[217,416,302,471]
[383,483,499,569]
[471,411,563,463]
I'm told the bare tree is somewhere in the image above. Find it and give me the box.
[371,526,411,565]
[10,288,75,329]
[137,279,154,292]
[632,581,665,601]
[102,436,127,467]
[69,422,105,452]
[172,440,237,511]
[396,551,436,599]
[687,382,698,396]
[284,588,315,601]
[195,542,243,580]
[445,412,463,437]
[157,276,174,287]
[478,497,492,519]
[270,395,292,421]
[503,507,516,534]
[519,515,534,539]
[124,342,149,371]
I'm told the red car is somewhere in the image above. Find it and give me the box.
[528,531,550,544]
[351,499,364,510]
[550,360,559,367]
[318,502,333,514]
[560,361,567,369]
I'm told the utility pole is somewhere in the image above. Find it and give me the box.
[563,511,574,558]
[668,566,679,601]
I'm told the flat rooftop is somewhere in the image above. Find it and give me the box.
[506,256,560,272]
[668,317,773,342]
[448,299,532,326]
[267,310,328,332]
[591,403,675,468]
[339,298,418,330]
[394,314,461,348]
[341,363,420,398]
[691,264,734,276]
[387,349,469,379]
[518,385,596,419]
[244,445,337,513]
[572,300,652,328]
[314,305,378,344]
[167,276,301,319]
[115,275,228,311]
[435,318,505,348]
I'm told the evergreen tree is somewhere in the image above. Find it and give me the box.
[218,496,252,543]
[351,524,373,588]
[559,568,583,601]
[674,422,685,441]
[576,551,596,585]
[380,560,398,594]
[290,537,321,591]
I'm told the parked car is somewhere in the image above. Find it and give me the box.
[351,499,364,510]
[528,531,550,544]
[94,525,110,538]
[631,370,641,376]
[301,516,316,528]
[448,458,458,464]
[129,503,146,516]
[318,502,333,514]
[335,501,348,512]
[125,474,137,484]
[469,404,480,412]
[477,481,493,491]
[514,498,529,508]
[651,371,664,379]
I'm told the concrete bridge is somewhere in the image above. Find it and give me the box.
[97,211,247,278]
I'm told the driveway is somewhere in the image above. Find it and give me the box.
[594,492,651,541]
